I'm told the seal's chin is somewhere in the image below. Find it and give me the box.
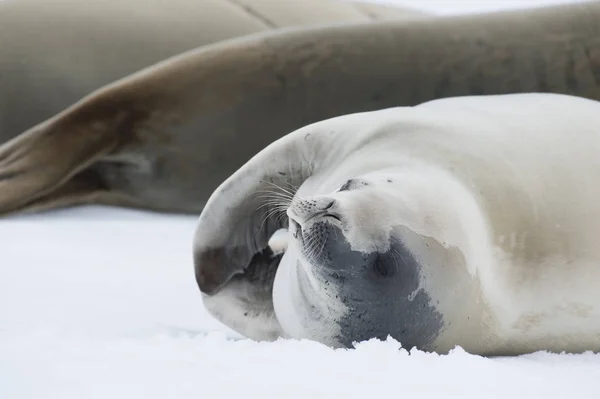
[270,211,353,347]
[287,207,344,266]
[272,240,347,348]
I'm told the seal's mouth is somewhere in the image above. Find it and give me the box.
[289,211,342,236]
[289,218,302,240]
[288,211,344,266]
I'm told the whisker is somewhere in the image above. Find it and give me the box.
[255,194,293,203]
[391,248,407,268]
[315,232,328,262]
[281,180,301,193]
[304,235,322,261]
[256,200,290,211]
[275,212,289,226]
[255,178,304,234]
[389,249,400,273]
[260,209,283,232]
[261,180,296,198]
[255,196,293,208]
[255,190,294,201]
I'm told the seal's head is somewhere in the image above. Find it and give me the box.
[193,113,488,350]
[273,171,446,350]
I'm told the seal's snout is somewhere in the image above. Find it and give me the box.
[287,197,340,227]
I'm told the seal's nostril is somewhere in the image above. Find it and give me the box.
[323,199,335,210]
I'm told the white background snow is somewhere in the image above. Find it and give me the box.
[2,1,600,398]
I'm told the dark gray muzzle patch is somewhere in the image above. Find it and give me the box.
[303,221,444,351]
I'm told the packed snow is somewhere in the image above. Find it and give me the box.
[2,1,600,398]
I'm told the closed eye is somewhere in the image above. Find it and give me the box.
[338,178,369,192]
[338,180,354,192]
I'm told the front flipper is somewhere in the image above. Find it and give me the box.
[193,126,337,340]
[193,149,313,295]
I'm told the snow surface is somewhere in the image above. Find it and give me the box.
[2,1,600,398]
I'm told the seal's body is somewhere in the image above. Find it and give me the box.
[0,2,599,216]
[0,0,425,141]
[194,93,600,356]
